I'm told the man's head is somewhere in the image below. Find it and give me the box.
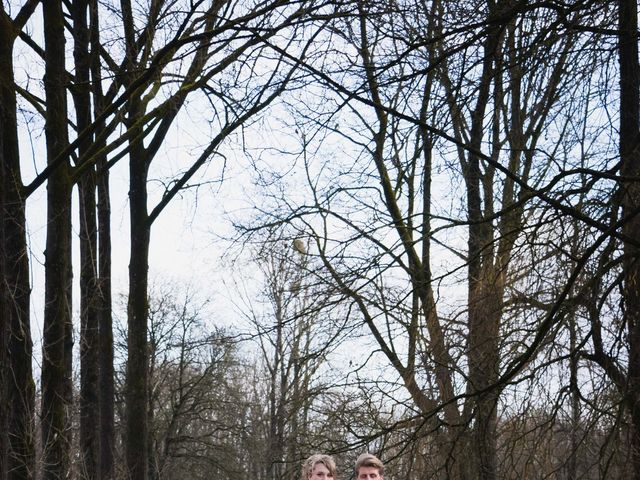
[355,453,384,480]
[303,454,337,480]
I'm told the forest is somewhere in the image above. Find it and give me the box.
[0,0,639,479]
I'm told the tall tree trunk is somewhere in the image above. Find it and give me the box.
[125,145,150,480]
[619,0,640,477]
[72,0,101,478]
[0,222,6,480]
[97,156,114,480]
[41,1,73,479]
[117,1,149,478]
[0,10,35,480]
[123,56,150,477]
[464,2,502,477]
[86,0,115,476]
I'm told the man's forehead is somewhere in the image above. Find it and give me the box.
[358,467,381,474]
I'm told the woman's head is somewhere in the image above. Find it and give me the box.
[302,454,337,480]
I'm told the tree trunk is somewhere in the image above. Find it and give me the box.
[73,0,101,475]
[125,149,150,480]
[124,95,150,480]
[41,1,73,479]
[85,0,115,476]
[97,158,114,480]
[464,2,503,476]
[118,0,151,476]
[618,0,640,477]
[0,10,35,480]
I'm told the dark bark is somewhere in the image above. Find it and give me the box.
[618,0,640,477]
[120,0,150,476]
[72,0,101,478]
[464,3,512,478]
[122,82,150,480]
[0,10,35,480]
[125,146,150,480]
[41,1,73,479]
[97,158,114,480]
[85,0,115,477]
[0,227,6,480]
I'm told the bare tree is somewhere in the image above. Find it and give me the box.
[40,1,74,478]
[0,3,39,480]
[240,1,622,478]
[139,285,244,480]
[234,237,351,480]
[113,2,331,477]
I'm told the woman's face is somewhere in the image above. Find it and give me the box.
[309,463,333,480]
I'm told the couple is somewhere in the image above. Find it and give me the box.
[303,453,383,480]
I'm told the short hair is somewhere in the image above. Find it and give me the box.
[355,453,384,476]
[302,454,337,480]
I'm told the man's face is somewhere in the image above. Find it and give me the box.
[357,467,382,480]
[309,463,333,480]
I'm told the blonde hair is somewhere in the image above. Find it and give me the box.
[302,454,337,480]
[355,453,384,476]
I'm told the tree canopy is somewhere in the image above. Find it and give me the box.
[0,1,638,479]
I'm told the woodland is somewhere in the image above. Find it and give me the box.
[0,0,639,479]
